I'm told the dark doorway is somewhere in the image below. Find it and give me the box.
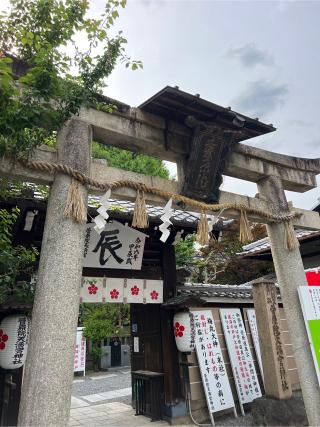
[110,337,121,367]
[0,367,23,426]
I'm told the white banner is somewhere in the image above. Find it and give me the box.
[143,280,163,304]
[74,327,86,374]
[83,221,147,270]
[124,279,144,304]
[298,286,320,385]
[246,309,264,383]
[80,278,163,304]
[80,277,104,303]
[191,310,234,417]
[220,308,261,404]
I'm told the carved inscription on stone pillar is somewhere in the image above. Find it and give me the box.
[182,116,241,203]
[252,280,292,399]
[266,285,289,392]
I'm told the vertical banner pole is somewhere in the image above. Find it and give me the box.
[233,406,238,418]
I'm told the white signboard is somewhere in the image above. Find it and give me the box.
[220,308,262,405]
[192,310,235,422]
[298,286,320,385]
[83,221,147,270]
[74,327,86,374]
[133,337,139,353]
[246,309,264,383]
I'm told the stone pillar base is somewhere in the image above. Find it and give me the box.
[251,395,307,426]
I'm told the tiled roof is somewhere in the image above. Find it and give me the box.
[241,229,320,256]
[177,283,253,300]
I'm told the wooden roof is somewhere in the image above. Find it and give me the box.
[139,86,275,140]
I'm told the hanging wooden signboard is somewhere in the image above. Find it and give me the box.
[220,308,261,414]
[246,309,264,384]
[298,286,320,385]
[191,310,236,426]
[83,221,147,270]
[80,277,163,304]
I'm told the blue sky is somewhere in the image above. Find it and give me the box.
[2,0,319,209]
[101,0,320,209]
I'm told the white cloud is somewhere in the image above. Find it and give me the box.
[233,79,289,118]
[226,43,274,68]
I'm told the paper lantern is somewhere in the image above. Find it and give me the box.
[0,315,30,370]
[173,312,195,352]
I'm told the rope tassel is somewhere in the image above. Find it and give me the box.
[64,178,87,223]
[284,220,300,251]
[239,210,253,243]
[132,190,149,228]
[196,211,210,245]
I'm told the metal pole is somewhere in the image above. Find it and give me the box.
[18,119,92,426]
[258,175,320,426]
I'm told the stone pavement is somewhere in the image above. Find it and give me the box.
[70,369,169,426]
[69,401,168,427]
[69,369,253,426]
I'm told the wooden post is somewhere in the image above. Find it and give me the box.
[160,243,181,405]
[251,279,292,399]
[258,176,320,426]
[18,119,92,426]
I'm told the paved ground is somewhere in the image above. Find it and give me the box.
[69,368,253,426]
[72,367,132,405]
[70,369,168,426]
[69,401,168,427]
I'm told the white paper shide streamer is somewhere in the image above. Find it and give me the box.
[159,198,173,242]
[93,189,111,234]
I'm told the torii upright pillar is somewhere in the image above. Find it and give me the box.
[258,175,320,426]
[18,119,92,426]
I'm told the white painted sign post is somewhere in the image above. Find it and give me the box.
[246,309,264,384]
[83,221,147,270]
[298,286,320,385]
[220,308,261,415]
[192,310,236,426]
[74,327,86,375]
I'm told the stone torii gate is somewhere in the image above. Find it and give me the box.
[1,86,320,426]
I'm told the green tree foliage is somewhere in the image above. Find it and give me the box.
[81,303,130,368]
[82,303,130,339]
[192,222,273,285]
[92,143,170,178]
[175,234,196,267]
[0,207,38,303]
[0,0,142,158]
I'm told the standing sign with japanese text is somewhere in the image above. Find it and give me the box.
[74,327,86,375]
[246,309,264,383]
[298,286,320,385]
[220,309,262,406]
[83,221,147,270]
[191,310,235,424]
